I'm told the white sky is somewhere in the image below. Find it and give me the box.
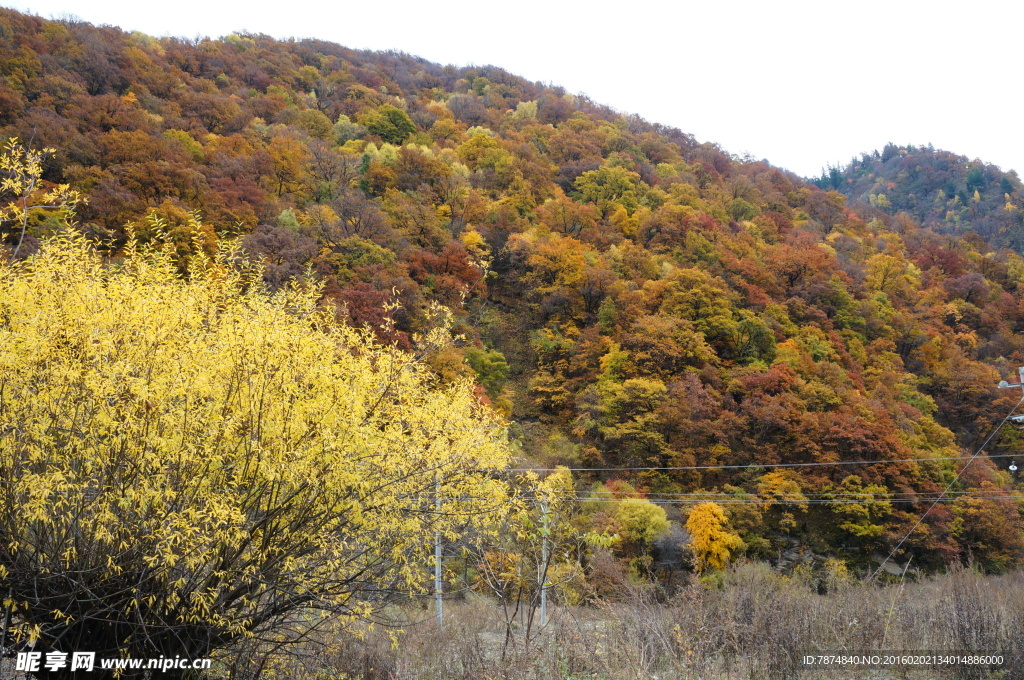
[5,0,1022,178]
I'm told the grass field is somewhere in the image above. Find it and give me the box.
[238,562,1022,680]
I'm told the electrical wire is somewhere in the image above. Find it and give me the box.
[515,495,1019,506]
[530,489,1010,499]
[503,453,1019,473]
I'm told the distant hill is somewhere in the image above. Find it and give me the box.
[3,6,1024,573]
[814,144,1024,250]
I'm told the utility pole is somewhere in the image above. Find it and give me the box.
[539,499,549,627]
[435,474,443,626]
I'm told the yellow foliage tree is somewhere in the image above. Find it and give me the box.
[824,475,892,540]
[614,498,669,550]
[0,233,511,666]
[476,467,597,647]
[685,502,744,573]
[0,137,84,257]
[757,470,809,533]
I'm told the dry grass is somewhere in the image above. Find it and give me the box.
[207,562,1024,679]
[4,564,1017,679]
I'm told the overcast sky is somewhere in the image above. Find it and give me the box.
[5,0,1022,178]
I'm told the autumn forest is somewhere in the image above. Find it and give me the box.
[2,6,1024,678]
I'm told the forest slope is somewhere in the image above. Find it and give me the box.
[3,7,1024,575]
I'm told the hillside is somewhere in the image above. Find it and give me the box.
[2,6,1024,578]
[815,143,1024,250]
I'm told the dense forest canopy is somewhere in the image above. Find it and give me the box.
[3,5,1024,586]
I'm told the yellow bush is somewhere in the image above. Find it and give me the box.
[0,233,511,659]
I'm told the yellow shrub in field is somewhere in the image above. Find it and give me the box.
[0,233,511,660]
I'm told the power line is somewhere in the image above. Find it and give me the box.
[505,453,1019,474]
[516,495,1018,507]
[534,489,1009,499]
